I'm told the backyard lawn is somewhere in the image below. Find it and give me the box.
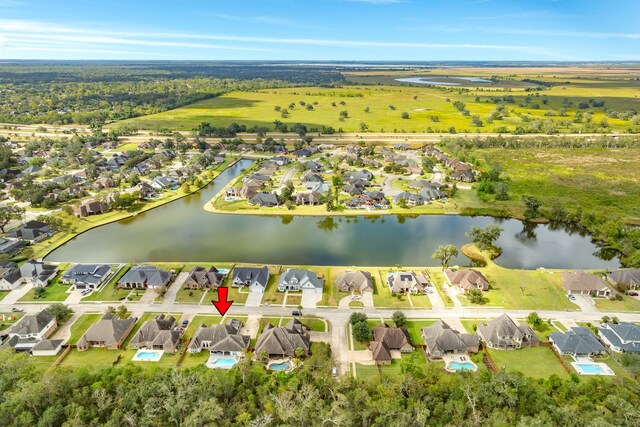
[60,348,122,369]
[67,313,102,344]
[487,347,570,379]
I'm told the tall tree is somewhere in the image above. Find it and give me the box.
[0,205,25,232]
[431,245,458,268]
[466,224,503,251]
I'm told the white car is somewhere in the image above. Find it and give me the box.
[350,295,361,300]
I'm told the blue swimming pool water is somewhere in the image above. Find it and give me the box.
[448,361,475,371]
[269,362,291,371]
[217,269,229,275]
[210,357,237,369]
[132,350,163,362]
[575,363,607,374]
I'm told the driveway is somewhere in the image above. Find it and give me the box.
[570,294,599,313]
[242,315,260,338]
[1,283,33,305]
[301,292,321,309]
[162,272,188,305]
[245,291,264,307]
[50,312,82,343]
[64,288,85,304]
[425,287,446,310]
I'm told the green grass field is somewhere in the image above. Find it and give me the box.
[473,148,640,224]
[117,74,640,133]
[487,346,570,379]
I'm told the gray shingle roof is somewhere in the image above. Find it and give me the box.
[255,319,310,357]
[5,310,55,336]
[608,269,640,287]
[129,314,180,352]
[77,313,135,348]
[335,270,373,294]
[422,320,479,356]
[32,339,63,352]
[189,319,249,353]
[62,264,111,287]
[232,267,269,289]
[477,314,538,348]
[118,266,170,287]
[599,322,640,353]
[550,327,605,356]
[562,271,612,293]
[278,268,324,291]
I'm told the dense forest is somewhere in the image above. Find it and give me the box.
[0,62,345,125]
[0,348,639,426]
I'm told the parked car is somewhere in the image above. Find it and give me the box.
[628,291,639,297]
[425,289,434,294]
[350,295,361,300]
[331,366,339,377]
[568,295,576,301]
[292,310,301,316]
[11,307,23,312]
[181,319,189,328]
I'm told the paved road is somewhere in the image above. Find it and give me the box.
[4,294,640,371]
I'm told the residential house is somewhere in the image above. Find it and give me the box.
[130,182,156,199]
[422,320,480,359]
[598,322,640,354]
[393,192,424,206]
[61,264,112,290]
[272,156,289,166]
[373,324,413,353]
[188,318,249,355]
[344,170,373,183]
[451,170,475,183]
[369,340,392,364]
[31,339,64,356]
[255,318,310,358]
[6,220,55,243]
[294,191,322,206]
[151,176,179,190]
[305,161,322,172]
[0,261,57,291]
[76,313,136,351]
[386,271,425,294]
[277,268,324,294]
[419,186,446,201]
[607,269,640,291]
[0,310,56,351]
[118,265,171,290]
[477,314,540,350]
[445,269,490,291]
[562,272,614,297]
[129,314,181,354]
[231,266,270,292]
[183,266,224,290]
[549,327,606,357]
[341,184,363,196]
[92,177,114,190]
[249,192,279,207]
[0,237,25,256]
[75,200,109,217]
[335,270,374,294]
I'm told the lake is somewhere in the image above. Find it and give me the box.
[45,160,619,269]
[395,76,493,86]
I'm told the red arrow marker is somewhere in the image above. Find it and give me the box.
[212,287,233,316]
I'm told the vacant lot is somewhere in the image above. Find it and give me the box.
[474,148,640,224]
[487,346,570,379]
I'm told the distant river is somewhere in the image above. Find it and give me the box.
[46,160,619,269]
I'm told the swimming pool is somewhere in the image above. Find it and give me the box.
[268,361,292,371]
[447,361,476,372]
[572,362,614,376]
[217,269,229,275]
[132,349,163,362]
[207,356,238,369]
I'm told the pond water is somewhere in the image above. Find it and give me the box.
[45,160,619,269]
[395,76,492,86]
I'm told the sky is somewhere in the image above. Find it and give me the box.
[0,0,638,61]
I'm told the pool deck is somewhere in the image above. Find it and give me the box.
[571,357,616,376]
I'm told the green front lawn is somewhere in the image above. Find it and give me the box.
[595,295,640,312]
[175,287,208,304]
[19,264,72,302]
[67,313,102,345]
[487,346,570,379]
